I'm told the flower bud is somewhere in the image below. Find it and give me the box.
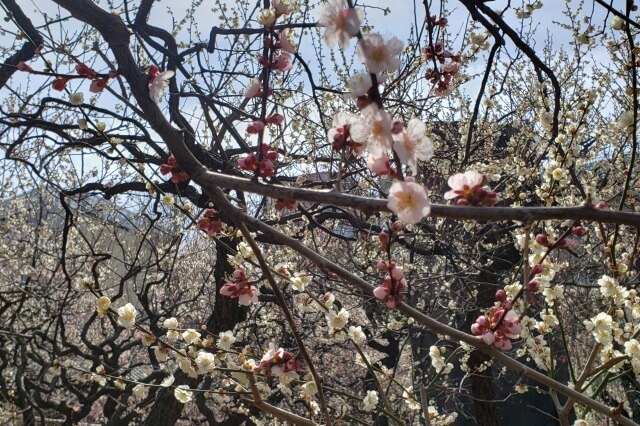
[535,233,550,246]
[530,263,543,276]
[390,221,403,233]
[378,231,389,250]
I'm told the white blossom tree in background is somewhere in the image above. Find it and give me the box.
[1,0,640,425]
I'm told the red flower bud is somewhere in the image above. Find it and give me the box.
[530,263,543,276]
[390,221,403,233]
[571,226,588,237]
[16,61,33,72]
[266,114,284,125]
[495,289,507,302]
[378,231,389,250]
[51,77,68,91]
[89,78,109,93]
[535,233,550,246]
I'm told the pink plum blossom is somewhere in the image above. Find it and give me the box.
[471,306,522,351]
[220,268,260,306]
[373,263,408,309]
[392,118,434,175]
[89,78,109,93]
[272,0,291,16]
[277,30,297,54]
[254,347,301,378]
[272,53,293,72]
[367,154,394,176]
[52,77,68,91]
[358,34,404,75]
[328,112,367,155]
[197,209,223,237]
[387,177,431,224]
[444,170,498,206]
[318,0,362,49]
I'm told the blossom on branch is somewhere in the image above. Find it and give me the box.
[196,209,223,237]
[254,347,302,378]
[148,65,174,102]
[318,0,362,49]
[160,154,190,184]
[444,170,499,206]
[220,268,260,306]
[387,177,431,224]
[471,307,522,351]
[358,34,403,75]
[117,303,137,328]
[373,263,408,308]
[392,118,434,175]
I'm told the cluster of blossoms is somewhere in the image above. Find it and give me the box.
[536,224,587,246]
[160,154,190,183]
[584,312,622,346]
[220,268,260,306]
[274,198,298,211]
[254,347,301,379]
[373,261,408,309]
[196,209,223,237]
[17,60,118,94]
[444,170,499,206]
[319,1,436,225]
[237,144,279,178]
[471,290,522,350]
[423,17,462,97]
[429,345,453,374]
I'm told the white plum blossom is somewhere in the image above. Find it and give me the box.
[182,329,201,345]
[96,296,110,318]
[387,177,431,224]
[624,339,640,373]
[163,317,179,329]
[611,16,625,31]
[174,385,193,404]
[358,34,403,75]
[179,357,198,378]
[132,384,146,399]
[318,0,362,49]
[617,110,635,131]
[393,118,433,175]
[327,308,349,330]
[585,312,616,345]
[69,92,84,105]
[154,347,169,362]
[195,351,216,374]
[362,390,378,412]
[257,8,276,27]
[290,273,312,291]
[217,330,236,350]
[300,381,318,397]
[116,303,137,327]
[348,325,366,345]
